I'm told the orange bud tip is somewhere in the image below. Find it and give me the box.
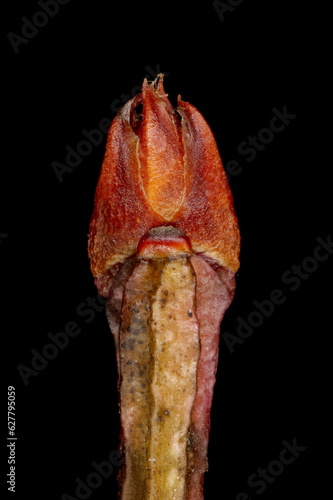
[137,226,192,259]
[142,73,166,95]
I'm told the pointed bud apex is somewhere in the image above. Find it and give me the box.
[89,75,240,294]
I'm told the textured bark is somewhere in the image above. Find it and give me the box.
[185,255,235,500]
[104,228,235,500]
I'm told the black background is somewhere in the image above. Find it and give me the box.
[2,1,330,499]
